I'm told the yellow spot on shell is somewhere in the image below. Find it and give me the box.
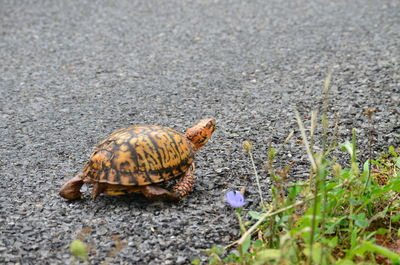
[98,171,106,180]
[129,138,137,146]
[120,144,129,152]
[149,174,162,183]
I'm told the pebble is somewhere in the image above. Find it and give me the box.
[176,256,187,264]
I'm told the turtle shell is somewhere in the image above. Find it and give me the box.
[82,125,195,186]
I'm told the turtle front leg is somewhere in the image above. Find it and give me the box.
[59,173,85,200]
[171,171,196,199]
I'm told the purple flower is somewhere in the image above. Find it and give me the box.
[225,191,246,208]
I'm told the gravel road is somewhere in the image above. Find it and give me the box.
[1,0,399,264]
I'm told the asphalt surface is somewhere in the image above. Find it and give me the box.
[1,0,399,264]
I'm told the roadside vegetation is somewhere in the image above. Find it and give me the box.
[201,76,400,265]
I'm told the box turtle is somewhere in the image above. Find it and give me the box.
[59,119,216,201]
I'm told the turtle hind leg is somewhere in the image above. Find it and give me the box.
[59,173,85,200]
[140,172,197,202]
[139,167,196,202]
[140,185,180,202]
[91,182,107,201]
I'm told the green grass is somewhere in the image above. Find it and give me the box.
[202,77,400,265]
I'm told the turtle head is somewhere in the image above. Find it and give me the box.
[185,119,216,152]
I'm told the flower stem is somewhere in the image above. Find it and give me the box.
[248,150,265,207]
[235,208,246,234]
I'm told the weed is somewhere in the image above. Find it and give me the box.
[204,76,400,264]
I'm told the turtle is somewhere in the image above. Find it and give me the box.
[59,118,216,201]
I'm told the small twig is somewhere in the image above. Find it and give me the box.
[243,141,265,206]
[362,108,376,194]
[328,115,340,152]
[249,151,265,206]
[283,130,294,146]
[310,110,318,154]
[322,73,331,154]
[295,110,317,172]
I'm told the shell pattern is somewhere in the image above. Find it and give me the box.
[82,126,194,186]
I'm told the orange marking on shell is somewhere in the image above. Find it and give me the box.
[98,171,106,181]
[120,174,131,185]
[148,174,162,183]
[134,142,156,172]
[108,168,117,183]
[91,171,98,179]
[90,154,102,170]
[114,150,136,172]
[155,131,183,168]
[180,165,188,173]
[134,172,148,185]
[91,163,99,170]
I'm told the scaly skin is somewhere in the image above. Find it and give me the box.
[172,164,196,199]
[185,119,216,151]
[172,174,196,199]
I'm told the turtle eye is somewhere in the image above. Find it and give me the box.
[205,119,216,131]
